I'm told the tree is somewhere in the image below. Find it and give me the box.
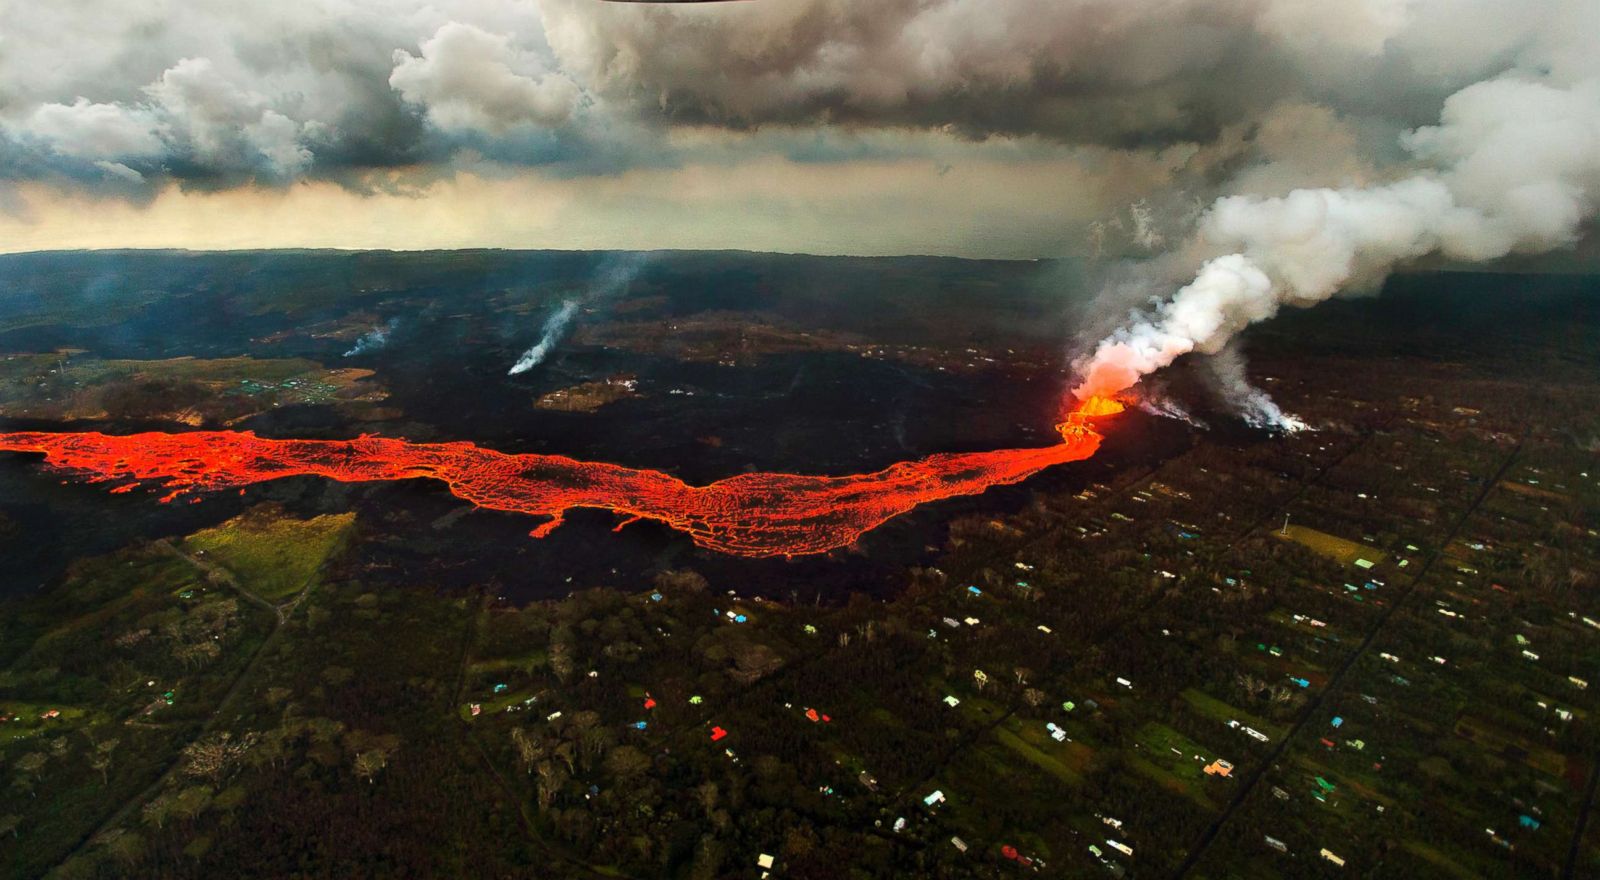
[604,745,650,780]
[97,828,147,867]
[91,738,121,785]
[12,752,46,796]
[695,781,718,814]
[729,642,784,685]
[549,641,575,683]
[510,727,541,773]
[654,569,708,595]
[353,749,388,783]
[535,762,567,811]
[141,793,174,829]
[181,732,256,784]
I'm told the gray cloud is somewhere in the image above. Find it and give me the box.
[391,22,582,134]
[0,0,1593,255]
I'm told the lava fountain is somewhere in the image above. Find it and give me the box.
[0,397,1123,558]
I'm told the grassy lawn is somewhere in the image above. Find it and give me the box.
[468,653,547,676]
[991,720,1086,786]
[0,701,99,743]
[182,505,356,601]
[1275,525,1387,567]
[1181,688,1288,740]
[1455,715,1568,778]
[1131,722,1221,809]
[1401,840,1482,880]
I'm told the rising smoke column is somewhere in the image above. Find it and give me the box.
[508,299,579,374]
[508,253,648,376]
[1073,76,1600,417]
[344,318,399,357]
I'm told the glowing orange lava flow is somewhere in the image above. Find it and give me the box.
[0,398,1122,558]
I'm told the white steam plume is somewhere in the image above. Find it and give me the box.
[1204,340,1307,432]
[343,318,398,357]
[507,252,649,375]
[1133,390,1208,430]
[508,299,579,375]
[1073,76,1600,416]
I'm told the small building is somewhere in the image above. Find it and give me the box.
[1106,839,1133,857]
[1204,759,1234,777]
[1264,835,1287,853]
[924,790,946,807]
[710,726,728,742]
[1319,848,1346,867]
[950,836,968,853]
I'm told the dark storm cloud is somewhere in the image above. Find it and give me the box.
[0,0,1592,211]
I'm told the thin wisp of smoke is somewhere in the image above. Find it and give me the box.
[507,253,649,376]
[508,299,579,375]
[343,318,399,358]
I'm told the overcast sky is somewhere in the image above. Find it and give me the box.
[0,0,1594,257]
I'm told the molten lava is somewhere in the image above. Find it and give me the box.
[1069,395,1125,418]
[0,398,1119,558]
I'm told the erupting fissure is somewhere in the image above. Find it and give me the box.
[0,398,1121,558]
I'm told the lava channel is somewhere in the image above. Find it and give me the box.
[0,398,1122,558]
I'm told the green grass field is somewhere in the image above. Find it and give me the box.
[1275,525,1387,567]
[991,720,1087,786]
[1181,688,1288,740]
[182,506,355,601]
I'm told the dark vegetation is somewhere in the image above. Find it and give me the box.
[0,254,1596,878]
